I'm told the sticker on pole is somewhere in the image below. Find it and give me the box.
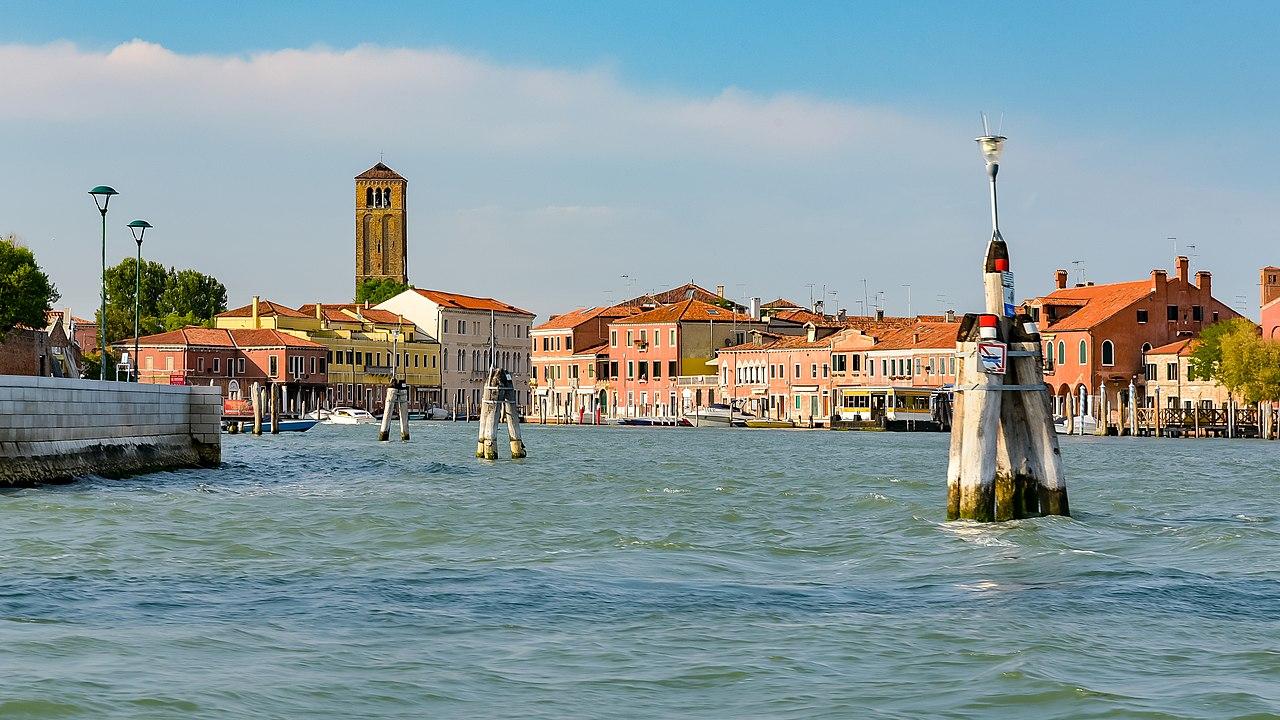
[1001,271,1016,318]
[978,341,1007,374]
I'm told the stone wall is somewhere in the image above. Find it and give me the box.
[0,376,221,486]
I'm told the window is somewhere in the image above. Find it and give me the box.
[458,321,466,335]
[309,357,316,374]
[1167,305,1179,321]
[822,364,829,377]
[626,330,633,347]
[566,336,572,351]
[670,329,677,346]
[627,361,634,379]
[639,330,647,345]
[770,364,776,378]
[811,364,818,378]
[197,357,205,372]
[356,351,364,366]
[1212,311,1219,323]
[1145,362,1157,381]
[1101,340,1114,366]
[1192,305,1203,322]
[610,330,617,347]
[653,332,660,348]
[1078,340,1087,365]
[1166,362,1179,381]
[638,362,648,381]
[1057,341,1065,366]
[795,364,801,378]
[1137,309,1148,324]
[212,357,220,374]
[668,360,677,378]
[652,361,661,379]
[833,354,847,373]
[569,365,579,380]
[269,355,279,377]
[949,356,956,375]
[609,361,618,378]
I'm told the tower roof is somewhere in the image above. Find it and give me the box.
[355,162,405,180]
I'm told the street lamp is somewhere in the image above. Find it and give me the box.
[975,133,1006,240]
[89,185,119,380]
[127,220,152,382]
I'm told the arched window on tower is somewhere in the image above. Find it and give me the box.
[383,187,391,207]
[366,187,374,207]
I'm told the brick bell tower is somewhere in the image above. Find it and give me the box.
[355,162,408,292]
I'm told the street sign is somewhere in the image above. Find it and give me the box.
[978,341,1007,374]
[169,373,186,386]
[1001,271,1016,318]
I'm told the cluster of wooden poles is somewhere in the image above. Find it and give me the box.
[477,367,526,460]
[225,381,283,435]
[946,238,1070,522]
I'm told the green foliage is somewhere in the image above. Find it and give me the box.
[0,234,60,339]
[79,349,118,380]
[1189,317,1280,403]
[356,278,410,305]
[97,259,228,342]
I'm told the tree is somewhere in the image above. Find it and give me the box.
[356,278,410,305]
[97,259,228,342]
[0,234,60,340]
[1189,317,1280,403]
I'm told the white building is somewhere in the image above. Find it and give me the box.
[377,289,535,413]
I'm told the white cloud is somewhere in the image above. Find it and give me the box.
[0,40,1271,319]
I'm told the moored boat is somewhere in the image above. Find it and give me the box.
[689,403,750,427]
[745,418,794,429]
[618,416,692,427]
[232,418,319,433]
[324,407,377,425]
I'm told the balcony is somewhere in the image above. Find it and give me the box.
[676,375,717,386]
[365,365,393,376]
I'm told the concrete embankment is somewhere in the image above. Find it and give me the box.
[0,376,221,486]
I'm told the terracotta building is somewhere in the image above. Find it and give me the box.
[608,298,763,417]
[355,162,409,291]
[530,305,637,420]
[118,327,328,411]
[1027,255,1242,420]
[1262,266,1280,340]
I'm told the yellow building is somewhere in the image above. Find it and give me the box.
[215,297,441,410]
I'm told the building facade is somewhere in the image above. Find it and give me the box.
[355,162,409,291]
[1028,255,1241,420]
[118,327,328,412]
[1143,337,1233,411]
[376,288,535,414]
[215,297,440,411]
[1262,266,1280,340]
[530,305,636,421]
[607,298,763,417]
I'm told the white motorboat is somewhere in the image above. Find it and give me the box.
[689,403,751,427]
[324,407,377,425]
[1054,414,1098,435]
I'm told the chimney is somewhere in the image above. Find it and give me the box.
[912,331,921,344]
[1151,269,1168,305]
[806,323,817,342]
[314,303,323,321]
[716,284,725,298]
[750,297,762,321]
[837,309,847,321]
[1263,267,1280,306]
[875,308,885,322]
[1175,255,1189,283]
[945,309,956,323]
[1054,269,1068,290]
[1195,270,1211,299]
[251,296,260,329]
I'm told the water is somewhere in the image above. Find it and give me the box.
[2,424,1278,719]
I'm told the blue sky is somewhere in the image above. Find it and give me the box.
[2,1,1277,318]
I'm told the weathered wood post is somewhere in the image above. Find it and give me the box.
[477,368,501,459]
[251,381,263,436]
[378,385,397,442]
[269,383,280,434]
[947,129,1068,521]
[397,383,410,442]
[501,371,526,458]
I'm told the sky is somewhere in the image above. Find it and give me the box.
[2,1,1278,321]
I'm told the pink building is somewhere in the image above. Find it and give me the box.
[1262,266,1280,340]
[608,298,762,417]
[530,305,636,421]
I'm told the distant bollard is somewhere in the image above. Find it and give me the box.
[477,368,526,460]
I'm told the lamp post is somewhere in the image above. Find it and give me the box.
[127,220,152,382]
[89,186,119,380]
[975,133,1006,240]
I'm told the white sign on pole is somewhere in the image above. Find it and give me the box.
[978,341,1007,375]
[1001,271,1016,318]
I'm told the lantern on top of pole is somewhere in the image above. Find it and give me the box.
[946,116,1069,522]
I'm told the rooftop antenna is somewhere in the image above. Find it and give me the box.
[1168,236,1177,256]
[981,111,991,136]
[488,310,497,370]
[1071,260,1086,285]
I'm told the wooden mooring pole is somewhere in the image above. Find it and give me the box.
[947,132,1068,522]
[477,367,527,460]
[251,381,263,436]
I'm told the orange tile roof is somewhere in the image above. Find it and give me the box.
[762,298,803,309]
[1036,280,1152,332]
[614,298,755,325]
[412,288,534,316]
[574,343,610,356]
[218,299,311,319]
[870,322,960,351]
[298,303,408,325]
[1147,337,1199,356]
[355,162,405,180]
[535,305,638,331]
[119,327,323,349]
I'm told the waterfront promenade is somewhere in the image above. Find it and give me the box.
[1,423,1276,718]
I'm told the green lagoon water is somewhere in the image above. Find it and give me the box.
[1,424,1278,718]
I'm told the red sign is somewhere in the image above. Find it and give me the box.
[169,374,187,386]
